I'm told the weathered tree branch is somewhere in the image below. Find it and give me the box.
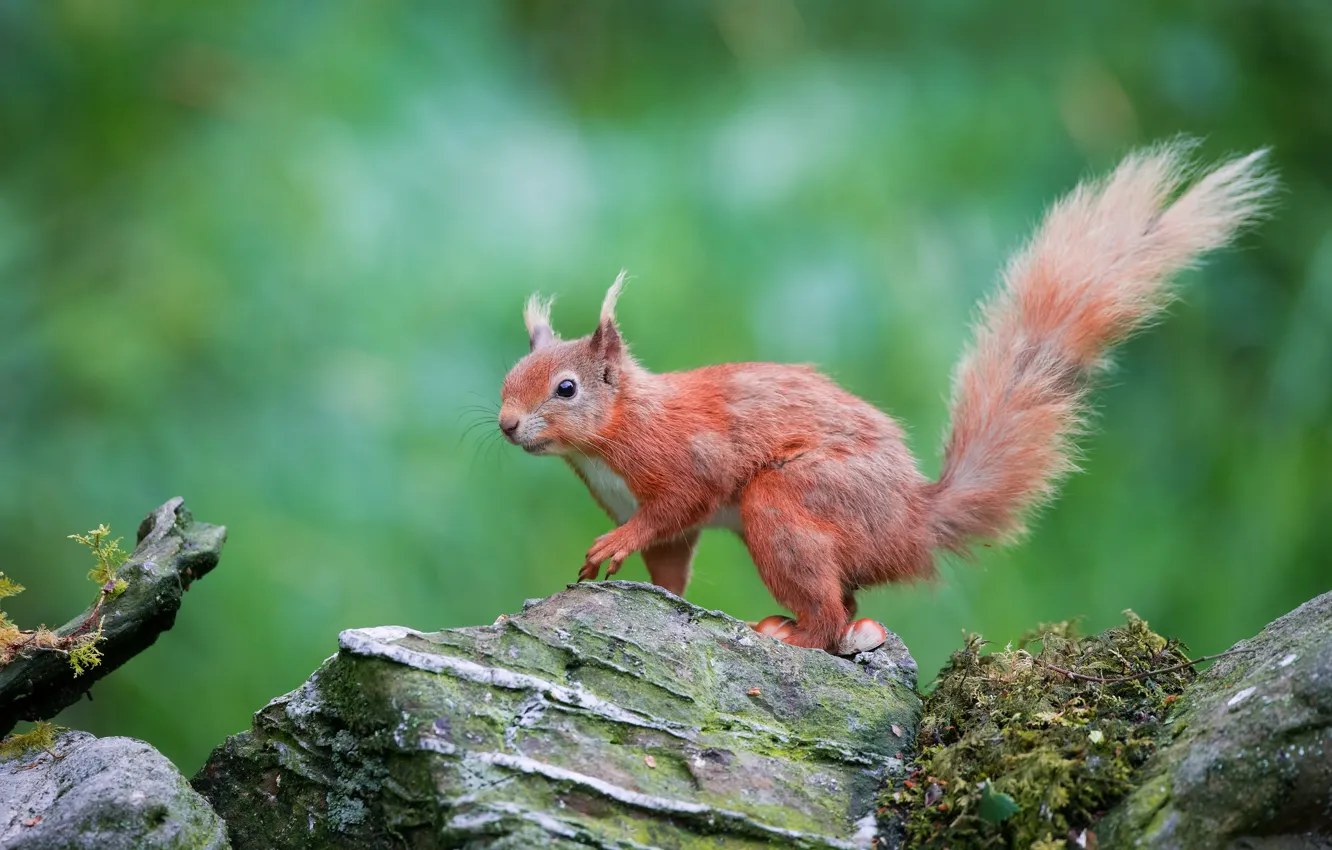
[0,498,226,736]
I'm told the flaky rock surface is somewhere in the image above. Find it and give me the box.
[193,581,922,849]
[0,730,228,850]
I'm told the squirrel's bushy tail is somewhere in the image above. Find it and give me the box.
[926,141,1273,553]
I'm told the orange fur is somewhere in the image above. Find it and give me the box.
[497,143,1273,652]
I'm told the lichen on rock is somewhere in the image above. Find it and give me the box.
[193,581,921,849]
[885,611,1198,849]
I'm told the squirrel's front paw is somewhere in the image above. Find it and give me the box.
[581,529,635,582]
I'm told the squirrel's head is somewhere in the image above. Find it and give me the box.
[498,272,629,456]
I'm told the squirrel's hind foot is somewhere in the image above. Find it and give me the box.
[750,615,797,640]
[838,618,888,655]
[749,615,887,656]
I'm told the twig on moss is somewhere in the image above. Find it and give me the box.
[1038,648,1253,684]
[66,582,116,639]
[14,748,63,771]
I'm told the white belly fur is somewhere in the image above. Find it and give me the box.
[568,454,744,534]
[569,453,638,524]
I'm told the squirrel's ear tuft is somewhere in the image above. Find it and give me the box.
[524,293,558,352]
[590,270,627,363]
[599,269,627,327]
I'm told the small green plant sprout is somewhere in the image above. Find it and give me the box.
[0,721,65,766]
[0,523,131,676]
[68,523,129,596]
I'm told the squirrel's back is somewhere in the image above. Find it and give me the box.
[605,361,917,493]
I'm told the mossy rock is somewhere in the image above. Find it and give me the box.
[193,581,921,848]
[885,612,1199,849]
[888,593,1332,849]
[1098,590,1332,849]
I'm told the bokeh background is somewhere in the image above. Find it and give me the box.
[2,1,1329,773]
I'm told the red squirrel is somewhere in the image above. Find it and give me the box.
[497,142,1272,653]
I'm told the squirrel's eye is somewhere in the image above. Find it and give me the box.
[555,379,577,399]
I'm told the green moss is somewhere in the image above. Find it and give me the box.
[887,611,1195,849]
[1131,775,1175,836]
[68,620,106,677]
[0,572,23,600]
[0,721,64,760]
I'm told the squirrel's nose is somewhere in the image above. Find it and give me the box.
[499,415,520,440]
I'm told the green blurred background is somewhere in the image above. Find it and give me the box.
[2,1,1329,773]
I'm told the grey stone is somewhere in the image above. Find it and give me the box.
[0,730,228,850]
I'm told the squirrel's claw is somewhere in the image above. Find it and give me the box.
[603,553,628,578]
[584,529,635,581]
